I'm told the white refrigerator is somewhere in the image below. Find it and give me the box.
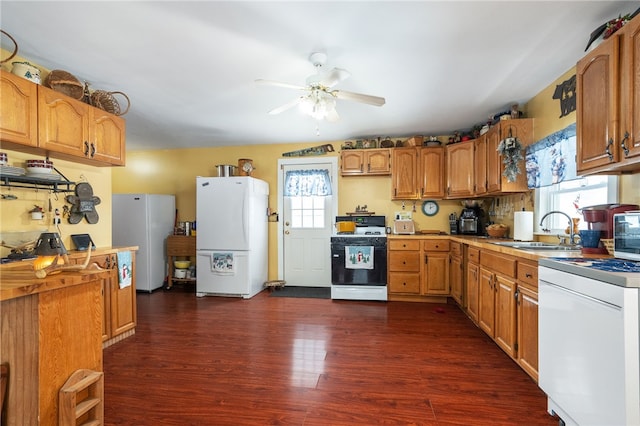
[195,177,269,298]
[112,194,176,292]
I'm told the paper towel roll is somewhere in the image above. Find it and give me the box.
[514,211,534,241]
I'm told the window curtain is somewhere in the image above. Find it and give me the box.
[284,169,332,196]
[525,123,577,188]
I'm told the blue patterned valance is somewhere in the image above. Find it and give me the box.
[525,123,577,188]
[284,169,333,196]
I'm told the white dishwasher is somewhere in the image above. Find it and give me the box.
[538,258,640,426]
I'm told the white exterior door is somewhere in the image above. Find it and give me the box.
[278,158,337,287]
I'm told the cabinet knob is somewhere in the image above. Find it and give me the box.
[525,273,532,278]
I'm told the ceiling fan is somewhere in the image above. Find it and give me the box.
[256,52,386,122]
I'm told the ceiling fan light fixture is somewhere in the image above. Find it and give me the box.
[299,91,337,121]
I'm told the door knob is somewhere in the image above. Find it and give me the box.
[285,230,290,234]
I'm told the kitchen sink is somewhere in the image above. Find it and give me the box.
[489,241,581,251]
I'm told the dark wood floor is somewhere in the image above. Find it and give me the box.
[103,288,557,425]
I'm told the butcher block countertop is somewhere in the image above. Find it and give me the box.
[0,245,138,302]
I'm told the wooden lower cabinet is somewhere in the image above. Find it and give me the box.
[478,266,496,336]
[449,242,464,306]
[71,251,137,345]
[494,275,517,358]
[388,239,421,295]
[464,245,538,382]
[517,284,539,381]
[466,260,480,323]
[516,259,539,381]
[422,240,450,296]
[388,238,449,302]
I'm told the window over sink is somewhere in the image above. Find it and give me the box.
[535,175,618,233]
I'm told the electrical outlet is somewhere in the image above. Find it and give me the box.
[53,217,61,225]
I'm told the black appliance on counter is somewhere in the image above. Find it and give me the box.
[458,206,488,235]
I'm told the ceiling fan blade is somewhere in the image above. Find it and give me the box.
[255,79,307,91]
[268,97,303,115]
[319,67,351,88]
[333,90,386,107]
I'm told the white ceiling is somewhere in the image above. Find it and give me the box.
[1,1,635,151]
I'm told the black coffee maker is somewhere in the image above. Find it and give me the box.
[458,201,487,235]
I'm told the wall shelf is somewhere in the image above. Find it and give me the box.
[0,173,75,193]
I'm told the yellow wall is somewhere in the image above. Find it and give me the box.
[0,151,112,257]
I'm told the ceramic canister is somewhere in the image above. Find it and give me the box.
[11,61,41,84]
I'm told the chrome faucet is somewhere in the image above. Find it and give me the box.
[539,210,579,246]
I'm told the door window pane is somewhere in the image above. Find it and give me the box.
[290,196,326,229]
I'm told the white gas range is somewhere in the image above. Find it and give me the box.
[330,215,387,301]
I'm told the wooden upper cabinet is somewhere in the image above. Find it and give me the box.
[445,140,475,199]
[38,84,125,166]
[577,14,640,173]
[419,147,445,198]
[391,148,419,200]
[0,70,38,147]
[486,119,532,194]
[92,108,126,166]
[576,34,620,172]
[474,135,487,195]
[620,15,640,162]
[341,149,390,176]
[38,84,91,157]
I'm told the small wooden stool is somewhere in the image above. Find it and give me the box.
[59,369,104,426]
[264,280,286,292]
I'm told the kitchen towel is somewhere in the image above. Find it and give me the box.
[211,252,235,275]
[117,251,132,289]
[514,211,534,241]
[345,246,374,270]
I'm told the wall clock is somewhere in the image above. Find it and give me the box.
[421,200,439,216]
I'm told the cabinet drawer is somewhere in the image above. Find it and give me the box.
[517,260,538,287]
[388,272,421,294]
[388,251,420,271]
[481,251,516,278]
[422,240,450,252]
[450,241,462,257]
[468,247,480,264]
[389,239,420,251]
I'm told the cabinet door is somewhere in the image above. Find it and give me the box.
[576,34,620,172]
[91,108,126,165]
[422,252,449,295]
[478,267,495,336]
[109,251,137,337]
[0,70,38,146]
[391,148,419,199]
[450,254,463,306]
[474,135,487,195]
[419,147,445,198]
[486,120,531,193]
[445,141,474,198]
[87,254,112,341]
[37,84,91,157]
[365,149,391,175]
[621,16,640,160]
[494,275,517,358]
[341,150,364,175]
[517,284,539,382]
[466,262,479,323]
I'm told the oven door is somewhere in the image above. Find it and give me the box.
[330,237,387,286]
